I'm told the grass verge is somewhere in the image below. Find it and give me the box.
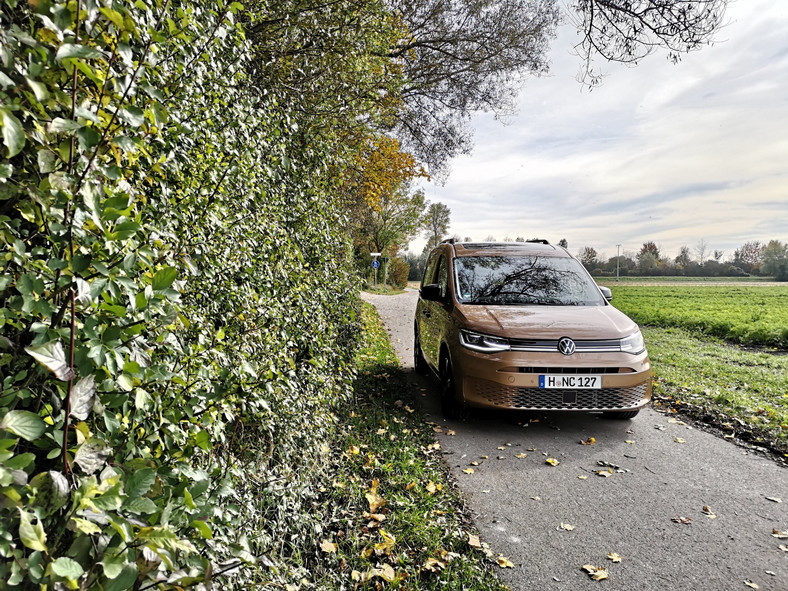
[644,326,788,458]
[311,302,510,589]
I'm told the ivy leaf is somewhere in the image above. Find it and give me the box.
[0,410,46,441]
[74,439,112,474]
[51,556,84,579]
[152,267,177,290]
[55,44,107,61]
[18,508,48,552]
[25,341,76,381]
[70,375,96,420]
[0,107,25,158]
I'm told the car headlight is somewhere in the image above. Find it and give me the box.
[459,330,510,353]
[620,330,646,355]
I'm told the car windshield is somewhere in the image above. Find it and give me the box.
[454,255,606,306]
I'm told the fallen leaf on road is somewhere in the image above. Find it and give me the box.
[675,437,686,444]
[559,523,575,531]
[446,430,456,436]
[744,581,759,589]
[497,555,515,568]
[702,506,717,519]
[765,497,782,503]
[607,552,621,563]
[515,453,528,459]
[582,565,609,581]
[480,455,489,459]
[497,456,505,460]
[672,516,692,525]
[772,529,788,539]
[596,469,612,478]
[655,425,666,431]
[625,440,636,444]
[779,545,788,552]
[497,446,507,451]
[470,461,481,466]
[545,458,560,466]
[580,437,596,445]
[462,468,475,474]
[578,475,588,480]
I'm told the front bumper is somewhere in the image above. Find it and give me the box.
[454,347,653,412]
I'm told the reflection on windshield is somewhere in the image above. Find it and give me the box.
[454,256,605,306]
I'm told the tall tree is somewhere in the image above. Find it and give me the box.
[579,246,599,269]
[422,201,452,252]
[762,240,788,281]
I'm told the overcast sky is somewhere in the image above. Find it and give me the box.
[414,0,788,262]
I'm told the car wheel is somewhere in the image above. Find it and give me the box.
[414,323,429,375]
[440,357,467,420]
[603,410,641,420]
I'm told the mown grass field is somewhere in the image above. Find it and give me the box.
[603,284,788,348]
[602,282,788,456]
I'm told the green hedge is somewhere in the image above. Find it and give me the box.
[0,1,388,588]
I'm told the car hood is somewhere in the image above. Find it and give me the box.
[456,303,639,340]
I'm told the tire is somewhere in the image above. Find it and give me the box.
[414,323,429,375]
[440,357,467,420]
[603,409,641,420]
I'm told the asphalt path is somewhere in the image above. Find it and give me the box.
[362,289,788,591]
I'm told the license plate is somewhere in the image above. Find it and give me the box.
[539,375,601,389]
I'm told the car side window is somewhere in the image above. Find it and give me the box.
[437,255,448,298]
[422,253,438,287]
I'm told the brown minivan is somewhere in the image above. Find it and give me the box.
[414,240,652,420]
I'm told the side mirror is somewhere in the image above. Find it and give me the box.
[420,283,444,302]
[598,286,613,302]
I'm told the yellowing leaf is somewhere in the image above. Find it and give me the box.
[320,539,337,553]
[496,555,515,568]
[675,437,686,444]
[607,552,622,563]
[580,437,596,445]
[582,565,609,581]
[467,533,481,548]
[347,445,360,455]
[559,523,575,531]
[702,506,717,519]
[744,581,759,589]
[545,458,560,466]
[625,440,636,444]
[596,469,613,477]
[422,557,446,572]
[446,430,456,436]
[515,453,527,459]
[374,529,396,555]
[578,475,588,480]
[462,468,475,474]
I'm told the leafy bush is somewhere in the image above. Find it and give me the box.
[0,1,391,588]
[388,257,410,289]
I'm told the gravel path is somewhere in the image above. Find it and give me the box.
[362,289,788,591]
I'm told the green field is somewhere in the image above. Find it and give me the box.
[604,284,788,348]
[600,283,788,455]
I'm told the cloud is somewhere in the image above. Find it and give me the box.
[415,1,788,260]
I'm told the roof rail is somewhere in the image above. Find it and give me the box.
[527,239,550,245]
[440,238,456,244]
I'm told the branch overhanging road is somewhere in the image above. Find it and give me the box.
[362,289,788,591]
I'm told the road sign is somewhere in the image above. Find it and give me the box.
[371,260,381,269]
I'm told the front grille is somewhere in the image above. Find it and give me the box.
[472,381,649,411]
[517,367,623,375]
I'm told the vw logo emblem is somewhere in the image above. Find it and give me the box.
[558,337,576,356]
